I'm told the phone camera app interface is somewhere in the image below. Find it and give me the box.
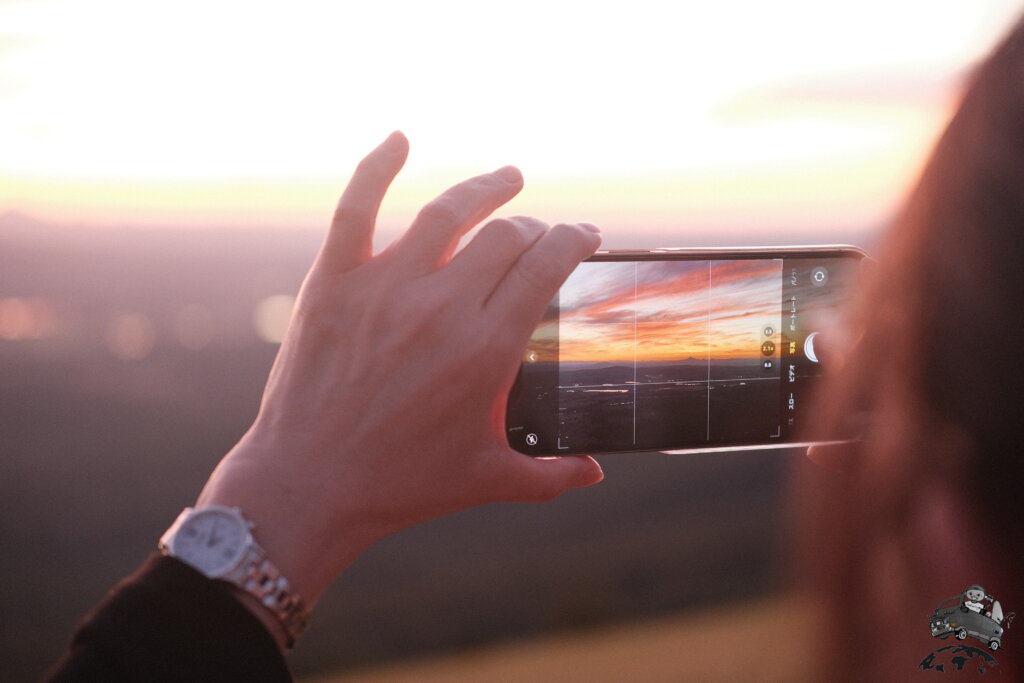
[508,254,860,454]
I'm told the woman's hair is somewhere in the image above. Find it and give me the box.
[800,14,1024,680]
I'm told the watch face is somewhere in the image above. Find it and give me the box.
[170,507,249,577]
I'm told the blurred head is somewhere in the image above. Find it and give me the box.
[800,13,1024,681]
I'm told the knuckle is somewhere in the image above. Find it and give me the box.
[539,223,596,267]
[516,249,559,283]
[479,216,516,236]
[508,217,548,243]
[293,275,336,316]
[417,196,464,226]
[478,218,535,252]
[550,222,586,243]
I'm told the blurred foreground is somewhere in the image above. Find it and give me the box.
[2,215,808,680]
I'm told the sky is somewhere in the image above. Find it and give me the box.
[1,0,1022,243]
[558,259,782,362]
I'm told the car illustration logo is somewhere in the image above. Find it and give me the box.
[928,585,1014,651]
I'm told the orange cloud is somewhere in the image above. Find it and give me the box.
[554,259,782,363]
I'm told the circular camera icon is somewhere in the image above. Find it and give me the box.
[804,332,820,363]
[811,267,828,287]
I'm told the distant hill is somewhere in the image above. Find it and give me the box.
[560,359,763,386]
[558,358,757,371]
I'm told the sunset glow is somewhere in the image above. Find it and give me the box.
[559,260,781,363]
[1,0,1021,239]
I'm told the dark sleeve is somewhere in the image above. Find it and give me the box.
[44,553,292,682]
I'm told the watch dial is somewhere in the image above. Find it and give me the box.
[172,508,248,577]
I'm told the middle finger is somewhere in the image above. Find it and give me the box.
[389,166,524,276]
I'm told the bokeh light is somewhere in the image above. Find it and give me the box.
[0,297,59,341]
[106,313,156,360]
[253,295,295,344]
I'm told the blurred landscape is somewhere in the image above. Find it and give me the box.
[311,593,820,683]
[0,212,840,680]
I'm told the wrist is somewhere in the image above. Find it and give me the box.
[159,505,309,649]
[195,429,387,608]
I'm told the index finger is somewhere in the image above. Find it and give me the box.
[316,131,409,274]
[388,166,524,276]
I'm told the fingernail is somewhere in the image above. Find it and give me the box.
[579,461,605,487]
[579,222,601,233]
[494,165,522,184]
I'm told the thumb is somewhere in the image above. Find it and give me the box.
[496,453,605,503]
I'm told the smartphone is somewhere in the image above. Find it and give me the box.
[505,246,868,455]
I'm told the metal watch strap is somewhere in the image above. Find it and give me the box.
[223,537,308,647]
[159,506,309,649]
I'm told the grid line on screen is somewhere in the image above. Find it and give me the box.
[706,261,712,441]
[633,262,638,446]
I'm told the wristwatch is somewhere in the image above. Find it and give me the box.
[159,505,308,647]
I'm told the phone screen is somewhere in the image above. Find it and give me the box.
[506,248,865,454]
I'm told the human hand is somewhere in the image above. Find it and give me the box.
[805,442,855,472]
[197,132,604,612]
[802,327,859,472]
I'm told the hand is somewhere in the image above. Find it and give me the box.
[803,328,859,472]
[196,132,604,615]
[805,442,855,473]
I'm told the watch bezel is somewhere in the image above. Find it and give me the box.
[160,504,309,647]
[160,506,252,578]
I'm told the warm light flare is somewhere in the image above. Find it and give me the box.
[254,295,296,344]
[1,0,1020,234]
[106,313,156,360]
[0,297,59,341]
